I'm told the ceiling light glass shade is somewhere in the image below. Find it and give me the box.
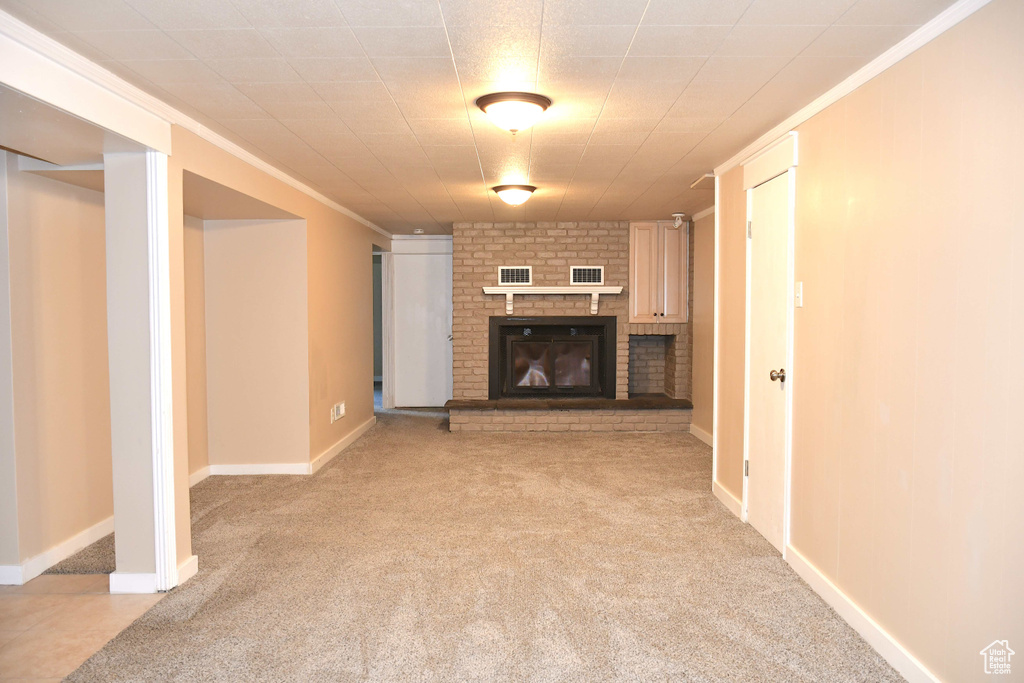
[476,92,552,134]
[493,185,536,206]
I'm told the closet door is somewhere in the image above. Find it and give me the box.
[659,221,688,323]
[629,222,659,322]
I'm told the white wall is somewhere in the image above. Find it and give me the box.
[203,219,310,468]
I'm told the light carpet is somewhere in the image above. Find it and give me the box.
[67,410,901,681]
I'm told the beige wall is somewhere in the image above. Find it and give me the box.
[4,154,113,562]
[203,219,309,467]
[715,167,746,501]
[169,127,383,479]
[715,1,1024,679]
[690,211,714,437]
[183,215,208,477]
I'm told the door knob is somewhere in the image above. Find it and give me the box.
[769,368,786,383]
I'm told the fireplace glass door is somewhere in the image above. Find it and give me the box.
[506,336,599,395]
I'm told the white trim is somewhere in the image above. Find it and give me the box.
[207,463,311,476]
[145,150,178,594]
[310,415,376,474]
[741,186,752,524]
[689,423,713,447]
[692,205,715,221]
[742,132,798,191]
[711,177,720,489]
[482,285,623,316]
[0,514,114,585]
[0,9,389,239]
[109,572,158,594]
[714,0,993,177]
[188,466,210,487]
[0,565,22,585]
[712,481,743,519]
[786,546,940,683]
[177,555,199,586]
[381,252,396,411]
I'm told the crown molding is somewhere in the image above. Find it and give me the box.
[0,9,390,239]
[713,0,994,177]
[692,206,715,221]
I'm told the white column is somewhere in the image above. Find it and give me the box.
[0,152,22,583]
[104,151,178,593]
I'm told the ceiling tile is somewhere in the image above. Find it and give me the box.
[541,0,649,26]
[628,25,732,56]
[311,81,392,102]
[642,0,753,25]
[9,0,155,31]
[440,0,544,26]
[73,29,193,60]
[120,59,223,84]
[616,56,706,81]
[407,119,475,146]
[335,0,445,27]
[447,24,541,58]
[539,25,636,57]
[167,29,279,60]
[124,0,250,30]
[737,0,857,25]
[259,27,365,60]
[714,24,826,56]
[837,0,958,25]
[353,26,452,58]
[161,82,268,118]
[370,57,459,84]
[457,54,539,84]
[230,0,347,28]
[207,58,303,83]
[689,55,790,83]
[802,24,917,57]
[537,54,621,81]
[289,58,379,82]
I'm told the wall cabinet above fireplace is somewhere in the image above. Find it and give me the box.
[629,220,688,324]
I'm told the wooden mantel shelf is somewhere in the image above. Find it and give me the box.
[482,285,623,315]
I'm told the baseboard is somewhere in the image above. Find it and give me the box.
[109,572,158,594]
[689,423,713,447]
[207,463,310,476]
[786,546,939,683]
[177,554,198,585]
[0,515,116,585]
[0,565,23,585]
[189,466,210,487]
[712,481,743,518]
[311,415,376,474]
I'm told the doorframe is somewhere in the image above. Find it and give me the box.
[740,132,798,556]
[380,250,396,410]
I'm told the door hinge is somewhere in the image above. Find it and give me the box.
[744,460,749,476]
[747,221,752,239]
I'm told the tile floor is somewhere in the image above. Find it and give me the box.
[0,575,163,681]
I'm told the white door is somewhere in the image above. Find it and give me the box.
[393,252,453,407]
[746,171,791,552]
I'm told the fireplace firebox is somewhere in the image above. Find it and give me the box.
[489,316,616,399]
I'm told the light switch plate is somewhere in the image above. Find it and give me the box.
[795,281,804,308]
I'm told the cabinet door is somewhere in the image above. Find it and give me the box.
[659,221,688,323]
[629,222,659,322]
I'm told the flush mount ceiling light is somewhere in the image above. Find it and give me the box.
[476,92,551,134]
[493,184,536,206]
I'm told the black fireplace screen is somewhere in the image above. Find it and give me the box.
[511,339,595,388]
[489,317,616,399]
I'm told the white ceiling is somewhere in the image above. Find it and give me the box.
[0,0,957,234]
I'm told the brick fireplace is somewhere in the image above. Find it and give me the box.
[448,221,694,432]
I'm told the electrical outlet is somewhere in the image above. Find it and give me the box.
[337,402,345,419]
[330,402,346,423]
[795,281,804,308]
